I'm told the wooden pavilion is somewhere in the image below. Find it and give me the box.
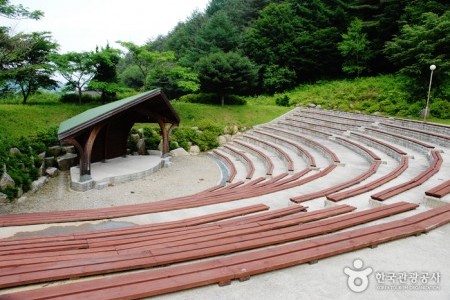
[58,89,180,182]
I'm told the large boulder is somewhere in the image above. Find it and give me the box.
[46,167,59,178]
[136,139,147,155]
[9,148,21,156]
[0,165,15,190]
[57,153,78,171]
[0,192,8,203]
[170,148,189,157]
[47,146,62,157]
[44,156,56,168]
[130,133,140,143]
[62,146,76,154]
[218,135,227,146]
[189,145,200,155]
[31,176,48,193]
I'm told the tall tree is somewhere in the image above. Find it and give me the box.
[338,18,372,77]
[89,44,121,103]
[52,51,97,104]
[195,51,258,106]
[198,11,241,53]
[245,1,342,90]
[0,0,43,20]
[384,11,450,99]
[165,11,209,66]
[1,31,58,103]
[119,41,198,97]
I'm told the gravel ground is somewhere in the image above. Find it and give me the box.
[0,154,222,215]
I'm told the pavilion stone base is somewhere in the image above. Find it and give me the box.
[70,155,164,192]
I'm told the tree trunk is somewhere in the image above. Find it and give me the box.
[221,95,225,106]
[20,84,29,104]
[77,87,83,105]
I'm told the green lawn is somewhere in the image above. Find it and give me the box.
[0,103,96,138]
[171,102,290,129]
[0,74,448,139]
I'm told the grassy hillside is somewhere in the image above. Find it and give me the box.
[250,74,449,124]
[0,74,448,140]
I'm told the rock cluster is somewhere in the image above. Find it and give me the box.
[0,145,79,202]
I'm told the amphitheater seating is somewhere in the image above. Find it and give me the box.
[371,150,443,201]
[0,106,449,299]
[222,144,255,179]
[0,202,417,289]
[3,203,450,299]
[239,134,295,171]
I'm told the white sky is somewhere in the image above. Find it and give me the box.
[3,0,210,53]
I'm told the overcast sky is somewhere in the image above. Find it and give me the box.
[5,0,210,53]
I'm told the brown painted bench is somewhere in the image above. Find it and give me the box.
[0,204,361,288]
[291,136,382,203]
[295,108,373,126]
[0,204,307,268]
[0,202,430,298]
[371,150,443,201]
[425,180,450,198]
[291,113,363,130]
[327,156,409,202]
[223,144,255,179]
[379,123,450,147]
[233,140,274,176]
[211,150,238,183]
[365,127,435,150]
[253,128,316,168]
[264,124,340,164]
[239,134,295,172]
[278,120,333,138]
[285,117,346,135]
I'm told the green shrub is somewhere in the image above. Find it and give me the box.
[60,93,99,104]
[179,93,246,105]
[142,128,161,150]
[275,95,290,107]
[430,98,450,119]
[2,186,18,200]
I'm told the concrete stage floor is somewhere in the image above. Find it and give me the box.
[69,155,163,191]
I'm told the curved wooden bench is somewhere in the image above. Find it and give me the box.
[425,180,450,198]
[295,107,373,126]
[233,140,274,176]
[290,137,381,203]
[291,113,362,130]
[0,205,309,264]
[298,107,450,136]
[278,120,333,138]
[240,134,295,171]
[0,202,431,298]
[0,205,360,288]
[379,123,450,147]
[350,132,407,157]
[366,128,434,151]
[371,150,443,201]
[285,117,346,135]
[327,156,409,202]
[264,125,340,164]
[211,150,238,183]
[252,128,316,167]
[223,145,255,179]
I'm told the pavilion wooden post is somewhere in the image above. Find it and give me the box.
[63,124,105,182]
[157,120,177,157]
